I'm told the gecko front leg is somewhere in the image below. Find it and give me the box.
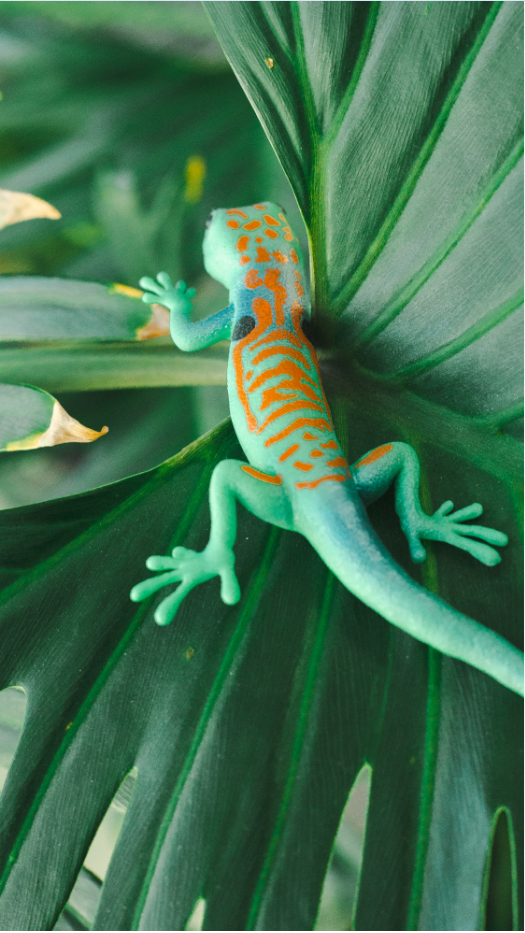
[130,460,292,626]
[140,272,234,351]
[351,441,508,566]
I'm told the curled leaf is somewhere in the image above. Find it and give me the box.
[0,384,108,452]
[0,190,61,230]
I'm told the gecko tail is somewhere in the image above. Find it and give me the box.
[297,485,524,697]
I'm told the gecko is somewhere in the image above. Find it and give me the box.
[130,201,524,697]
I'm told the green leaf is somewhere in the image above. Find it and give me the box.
[0,341,228,393]
[0,383,107,451]
[0,2,523,931]
[0,276,171,342]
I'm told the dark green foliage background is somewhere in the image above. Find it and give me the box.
[0,3,522,931]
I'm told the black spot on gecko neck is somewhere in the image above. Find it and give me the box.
[232,316,256,341]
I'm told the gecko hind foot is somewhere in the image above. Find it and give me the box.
[130,544,240,626]
[415,501,508,567]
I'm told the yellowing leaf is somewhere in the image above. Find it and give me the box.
[0,384,107,451]
[0,190,61,231]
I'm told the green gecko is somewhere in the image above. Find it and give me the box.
[131,201,524,697]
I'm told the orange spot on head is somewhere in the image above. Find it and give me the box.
[265,228,279,239]
[245,268,263,289]
[310,450,323,458]
[263,267,287,325]
[294,461,313,472]
[256,246,271,263]
[320,439,338,450]
[243,220,262,231]
[254,204,266,210]
[290,248,299,263]
[278,443,300,462]
[252,296,273,328]
[284,233,294,241]
[296,474,348,490]
[237,235,249,252]
[278,213,287,223]
[246,370,253,380]
[263,214,280,226]
[256,237,263,243]
[272,251,288,263]
[240,255,250,265]
[242,465,282,485]
[227,220,240,229]
[303,432,318,440]
[326,456,348,468]
[227,209,248,218]
[354,444,393,470]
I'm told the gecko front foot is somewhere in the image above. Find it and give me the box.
[130,544,240,626]
[139,272,195,314]
[406,501,508,566]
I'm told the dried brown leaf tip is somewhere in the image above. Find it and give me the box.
[0,190,61,230]
[136,303,170,340]
[7,401,108,451]
[109,284,170,340]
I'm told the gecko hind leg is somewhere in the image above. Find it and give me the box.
[130,459,292,626]
[352,442,508,566]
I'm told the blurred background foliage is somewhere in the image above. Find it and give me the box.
[0,3,358,930]
[0,0,304,510]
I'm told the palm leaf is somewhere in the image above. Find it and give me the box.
[0,2,522,930]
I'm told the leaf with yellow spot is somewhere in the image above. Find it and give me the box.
[0,384,107,452]
[0,190,61,230]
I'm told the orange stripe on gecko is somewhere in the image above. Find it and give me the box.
[265,417,332,447]
[293,461,313,472]
[227,209,248,218]
[252,345,311,368]
[241,465,282,485]
[248,360,317,392]
[320,440,338,450]
[251,329,303,351]
[291,304,334,430]
[260,379,322,410]
[237,236,250,252]
[354,444,393,469]
[296,474,348,490]
[256,400,326,435]
[278,443,300,462]
[326,456,348,468]
[232,297,273,433]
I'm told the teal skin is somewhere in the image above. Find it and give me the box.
[131,201,524,697]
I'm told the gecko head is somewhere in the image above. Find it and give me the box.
[203,201,295,289]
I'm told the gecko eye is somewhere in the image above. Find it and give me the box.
[232,316,255,341]
[205,215,213,229]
